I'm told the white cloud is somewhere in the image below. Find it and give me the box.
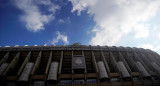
[58,17,71,24]
[158,32,160,39]
[14,0,60,32]
[140,44,160,53]
[58,19,65,23]
[67,17,71,23]
[69,0,160,46]
[69,0,93,15]
[141,44,154,50]
[132,24,149,38]
[51,31,69,45]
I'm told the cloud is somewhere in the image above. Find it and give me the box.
[132,24,149,38]
[158,32,160,39]
[67,17,71,23]
[51,31,69,45]
[58,19,65,23]
[14,0,60,32]
[69,0,160,45]
[140,44,160,52]
[58,17,71,24]
[69,0,91,15]
[141,44,154,50]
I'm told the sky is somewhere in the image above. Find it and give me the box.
[0,0,160,53]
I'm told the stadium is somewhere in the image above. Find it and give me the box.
[0,45,160,86]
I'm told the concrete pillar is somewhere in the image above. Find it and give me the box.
[151,62,160,75]
[3,52,20,76]
[110,52,119,72]
[19,62,34,82]
[101,51,110,73]
[97,61,109,81]
[31,51,42,75]
[117,61,130,78]
[47,62,59,83]
[136,62,150,77]
[0,63,8,76]
[0,52,9,66]
[58,51,63,74]
[91,51,99,73]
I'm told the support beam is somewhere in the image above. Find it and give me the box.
[126,52,138,72]
[109,52,120,72]
[140,54,152,70]
[146,52,160,67]
[0,52,9,66]
[3,52,20,76]
[136,62,150,77]
[117,61,130,78]
[97,61,109,81]
[101,51,110,73]
[17,51,31,77]
[82,51,87,74]
[71,51,74,86]
[133,53,151,75]
[82,51,87,86]
[19,62,34,82]
[45,51,53,76]
[31,51,42,76]
[118,52,132,73]
[151,53,160,65]
[151,62,160,75]
[82,51,84,56]
[91,51,99,73]
[47,62,59,84]
[58,51,63,74]
[0,63,8,77]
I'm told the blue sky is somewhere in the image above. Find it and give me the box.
[0,0,160,53]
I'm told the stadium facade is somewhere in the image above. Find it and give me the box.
[0,45,160,86]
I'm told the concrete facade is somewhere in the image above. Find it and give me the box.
[0,45,160,86]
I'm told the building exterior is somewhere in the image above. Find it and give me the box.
[0,45,160,86]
